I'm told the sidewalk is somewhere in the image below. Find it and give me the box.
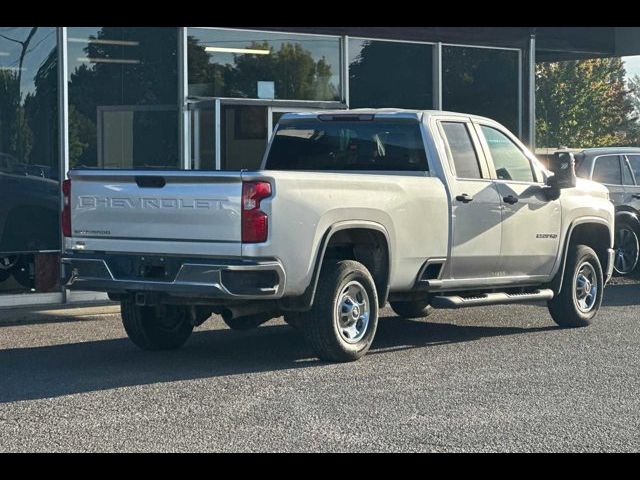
[0,303,120,326]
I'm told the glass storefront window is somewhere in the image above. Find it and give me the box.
[187,28,342,101]
[443,45,520,135]
[67,27,179,169]
[349,39,433,109]
[0,27,61,295]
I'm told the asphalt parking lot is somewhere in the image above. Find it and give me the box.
[0,282,639,452]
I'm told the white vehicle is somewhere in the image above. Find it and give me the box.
[62,110,615,362]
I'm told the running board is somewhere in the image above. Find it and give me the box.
[431,289,554,309]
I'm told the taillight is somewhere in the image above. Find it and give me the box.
[241,181,271,243]
[62,179,71,237]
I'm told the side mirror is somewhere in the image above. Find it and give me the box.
[547,151,577,189]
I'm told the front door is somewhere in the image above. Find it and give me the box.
[438,120,503,279]
[475,123,561,277]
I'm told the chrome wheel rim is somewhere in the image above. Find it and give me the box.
[614,227,639,275]
[336,280,370,344]
[574,262,598,313]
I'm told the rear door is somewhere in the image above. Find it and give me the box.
[623,154,640,210]
[437,119,502,279]
[591,154,625,206]
[475,122,561,277]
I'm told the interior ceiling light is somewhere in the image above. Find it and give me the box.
[69,38,139,47]
[78,57,140,65]
[204,46,270,55]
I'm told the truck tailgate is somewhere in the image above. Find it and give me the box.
[68,170,242,243]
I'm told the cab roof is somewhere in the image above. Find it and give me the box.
[279,108,501,125]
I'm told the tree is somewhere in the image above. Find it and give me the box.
[536,58,640,148]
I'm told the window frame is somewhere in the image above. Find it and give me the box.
[623,154,640,186]
[590,154,624,187]
[437,119,488,180]
[473,120,541,184]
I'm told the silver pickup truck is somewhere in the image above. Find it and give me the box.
[62,109,615,362]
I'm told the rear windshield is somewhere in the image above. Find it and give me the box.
[265,119,428,171]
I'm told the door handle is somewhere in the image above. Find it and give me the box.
[632,194,640,199]
[456,193,473,203]
[503,195,519,205]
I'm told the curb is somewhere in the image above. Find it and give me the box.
[0,303,121,327]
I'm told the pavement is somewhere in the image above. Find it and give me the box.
[0,282,639,452]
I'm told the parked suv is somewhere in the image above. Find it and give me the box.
[574,148,640,275]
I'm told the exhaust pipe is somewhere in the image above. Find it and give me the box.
[221,302,281,331]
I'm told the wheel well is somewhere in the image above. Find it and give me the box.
[567,222,610,274]
[324,228,390,307]
[616,209,640,230]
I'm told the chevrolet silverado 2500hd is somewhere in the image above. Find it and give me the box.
[62,110,615,362]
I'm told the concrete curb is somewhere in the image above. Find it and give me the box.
[0,303,121,326]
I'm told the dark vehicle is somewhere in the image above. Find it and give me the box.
[0,152,60,288]
[574,148,640,275]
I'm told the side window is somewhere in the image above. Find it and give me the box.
[593,156,622,185]
[441,122,482,179]
[627,155,640,185]
[480,125,535,182]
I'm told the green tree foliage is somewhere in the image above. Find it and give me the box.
[0,70,32,162]
[536,58,640,148]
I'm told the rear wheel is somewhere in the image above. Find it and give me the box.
[548,244,603,327]
[613,220,640,276]
[302,260,379,362]
[121,300,194,350]
[390,300,432,318]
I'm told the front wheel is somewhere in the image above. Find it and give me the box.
[121,300,194,350]
[548,244,603,328]
[302,260,379,362]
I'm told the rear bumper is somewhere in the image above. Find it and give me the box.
[61,252,285,300]
[605,247,615,284]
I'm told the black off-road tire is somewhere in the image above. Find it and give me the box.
[121,300,194,350]
[548,244,603,328]
[390,300,432,318]
[302,259,379,362]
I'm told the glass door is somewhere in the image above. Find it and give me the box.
[190,100,339,171]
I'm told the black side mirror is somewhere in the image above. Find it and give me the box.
[547,151,577,189]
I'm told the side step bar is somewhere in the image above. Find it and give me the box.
[431,289,554,309]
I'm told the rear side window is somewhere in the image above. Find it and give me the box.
[627,155,640,184]
[441,122,482,179]
[265,120,428,171]
[480,125,535,182]
[592,155,621,185]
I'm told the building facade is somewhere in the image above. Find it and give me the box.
[0,26,638,308]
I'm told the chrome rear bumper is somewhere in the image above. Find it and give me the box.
[62,253,285,300]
